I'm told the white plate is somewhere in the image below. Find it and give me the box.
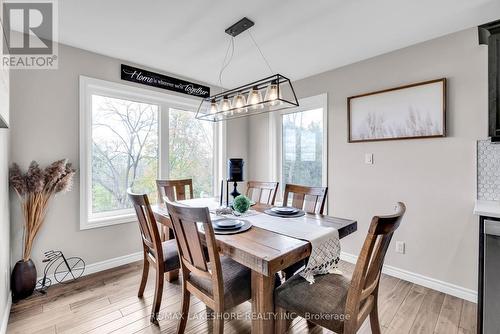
[271,207,299,214]
[214,219,245,229]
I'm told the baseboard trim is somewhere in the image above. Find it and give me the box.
[37,251,143,283]
[340,251,477,303]
[0,294,12,334]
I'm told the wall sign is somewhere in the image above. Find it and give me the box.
[121,64,210,98]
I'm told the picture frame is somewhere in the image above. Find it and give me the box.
[347,78,446,143]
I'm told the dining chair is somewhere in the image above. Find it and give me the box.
[246,181,279,205]
[127,189,181,324]
[281,183,329,280]
[156,178,194,203]
[274,202,407,334]
[165,199,252,334]
[156,179,194,242]
[283,183,328,214]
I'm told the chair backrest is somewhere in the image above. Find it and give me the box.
[283,184,328,214]
[246,181,279,205]
[344,202,406,332]
[156,179,194,203]
[165,199,224,310]
[127,189,164,267]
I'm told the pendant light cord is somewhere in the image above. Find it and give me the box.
[218,37,235,90]
[216,28,274,92]
[247,30,274,75]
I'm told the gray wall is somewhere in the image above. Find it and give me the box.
[9,43,247,271]
[248,28,487,291]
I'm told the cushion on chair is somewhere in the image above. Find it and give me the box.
[274,272,351,332]
[160,239,181,272]
[189,256,251,309]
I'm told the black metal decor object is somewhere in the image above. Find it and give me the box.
[228,159,244,201]
[225,17,254,37]
[36,250,85,294]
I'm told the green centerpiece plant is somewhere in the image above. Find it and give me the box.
[233,195,251,214]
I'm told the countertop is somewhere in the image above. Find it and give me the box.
[474,200,500,218]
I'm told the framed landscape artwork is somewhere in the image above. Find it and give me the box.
[348,78,446,142]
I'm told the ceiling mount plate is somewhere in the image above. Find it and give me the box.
[225,17,254,37]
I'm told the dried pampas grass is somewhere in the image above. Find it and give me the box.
[9,159,76,261]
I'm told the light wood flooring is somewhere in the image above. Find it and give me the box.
[7,260,476,334]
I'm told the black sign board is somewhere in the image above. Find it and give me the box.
[121,64,210,98]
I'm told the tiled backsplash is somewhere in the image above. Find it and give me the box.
[478,140,500,200]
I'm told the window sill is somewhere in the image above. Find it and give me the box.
[80,213,137,230]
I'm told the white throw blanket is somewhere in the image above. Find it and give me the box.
[243,213,341,284]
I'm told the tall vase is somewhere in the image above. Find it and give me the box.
[11,259,37,301]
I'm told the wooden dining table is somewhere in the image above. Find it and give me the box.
[152,198,357,334]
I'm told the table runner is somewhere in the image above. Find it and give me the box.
[184,198,341,283]
[237,212,341,284]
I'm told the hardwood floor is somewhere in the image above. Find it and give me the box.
[7,261,476,334]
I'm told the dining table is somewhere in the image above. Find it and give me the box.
[152,198,357,334]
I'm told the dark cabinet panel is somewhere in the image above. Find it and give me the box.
[489,34,500,139]
[479,20,500,141]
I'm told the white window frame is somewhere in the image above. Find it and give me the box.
[79,76,220,230]
[269,93,328,207]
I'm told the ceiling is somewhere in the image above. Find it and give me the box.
[59,0,500,88]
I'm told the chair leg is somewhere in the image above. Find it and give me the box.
[138,254,149,298]
[275,306,289,334]
[177,287,190,334]
[150,269,164,325]
[213,310,224,334]
[369,296,382,334]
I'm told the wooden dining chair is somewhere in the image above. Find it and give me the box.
[165,200,252,334]
[246,181,279,205]
[280,184,329,280]
[274,202,406,334]
[127,189,181,324]
[283,183,328,214]
[156,178,194,203]
[156,179,194,243]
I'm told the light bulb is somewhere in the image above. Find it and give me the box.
[232,93,247,113]
[247,86,263,109]
[220,96,231,112]
[233,93,246,109]
[209,99,218,114]
[265,80,281,106]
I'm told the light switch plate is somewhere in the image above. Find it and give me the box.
[395,241,405,254]
[365,153,374,165]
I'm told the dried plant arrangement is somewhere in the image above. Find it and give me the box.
[9,159,76,261]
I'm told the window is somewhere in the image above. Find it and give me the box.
[271,94,328,202]
[91,95,159,217]
[80,77,218,229]
[169,108,214,197]
[282,107,324,187]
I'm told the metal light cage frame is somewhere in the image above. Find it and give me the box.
[195,74,299,122]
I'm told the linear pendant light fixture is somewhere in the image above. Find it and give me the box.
[196,17,299,122]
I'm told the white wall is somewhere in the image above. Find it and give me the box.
[9,43,247,272]
[0,129,10,334]
[0,9,10,329]
[248,28,487,294]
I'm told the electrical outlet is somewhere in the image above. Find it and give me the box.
[365,153,374,165]
[395,241,405,254]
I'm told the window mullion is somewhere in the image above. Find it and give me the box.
[159,103,170,180]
